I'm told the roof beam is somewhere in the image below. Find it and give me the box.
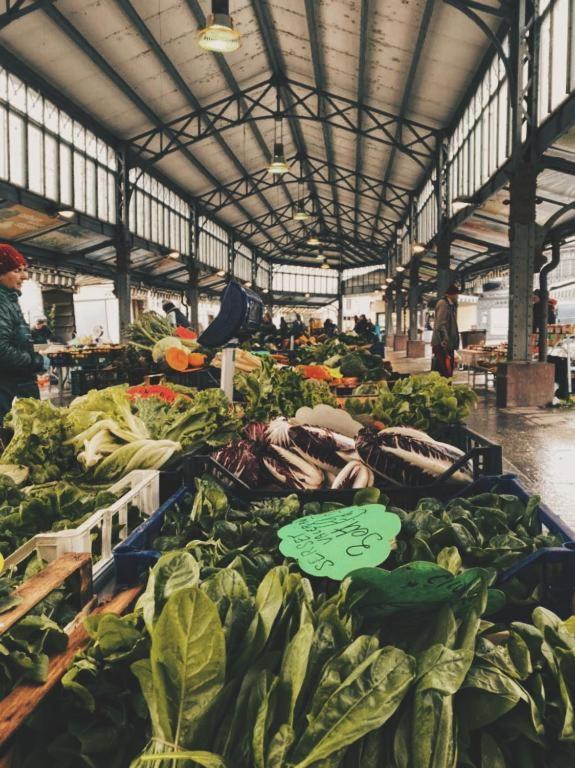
[370,0,436,239]
[0,0,56,31]
[355,0,371,237]
[183,0,295,213]
[42,5,286,255]
[129,77,438,168]
[114,0,291,243]
[539,155,575,176]
[236,198,393,243]
[250,0,330,237]
[197,154,404,224]
[303,0,343,240]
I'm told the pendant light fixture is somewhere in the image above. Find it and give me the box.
[320,260,330,270]
[292,160,310,221]
[198,0,241,53]
[268,93,289,175]
[293,199,309,221]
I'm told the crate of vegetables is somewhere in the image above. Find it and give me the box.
[112,472,575,619]
[180,404,503,508]
[3,469,159,580]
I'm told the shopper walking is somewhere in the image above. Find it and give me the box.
[0,244,44,421]
[31,316,52,344]
[162,300,190,328]
[431,283,460,378]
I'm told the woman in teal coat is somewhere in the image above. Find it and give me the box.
[0,244,45,422]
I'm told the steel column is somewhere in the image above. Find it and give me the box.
[436,135,452,296]
[385,287,394,337]
[115,145,131,337]
[538,237,560,362]
[507,0,539,362]
[395,287,404,334]
[408,261,420,341]
[186,203,200,331]
[337,270,344,329]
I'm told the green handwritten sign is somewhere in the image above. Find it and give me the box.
[278,504,401,580]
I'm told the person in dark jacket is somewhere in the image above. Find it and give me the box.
[0,244,45,421]
[31,317,52,344]
[431,283,460,378]
[162,301,190,328]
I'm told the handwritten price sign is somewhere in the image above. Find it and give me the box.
[278,504,401,580]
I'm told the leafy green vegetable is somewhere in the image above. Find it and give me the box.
[2,399,74,484]
[346,372,477,433]
[236,358,336,421]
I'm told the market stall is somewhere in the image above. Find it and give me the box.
[0,322,572,767]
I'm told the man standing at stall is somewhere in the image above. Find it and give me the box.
[0,244,44,421]
[431,283,460,378]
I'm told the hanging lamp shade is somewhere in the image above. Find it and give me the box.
[198,2,241,53]
[320,260,330,270]
[268,142,289,175]
[293,200,310,221]
[268,116,288,175]
[307,234,321,246]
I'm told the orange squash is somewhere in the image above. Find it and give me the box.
[165,347,190,372]
[188,352,206,368]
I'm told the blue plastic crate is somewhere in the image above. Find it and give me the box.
[114,487,190,585]
[113,474,575,614]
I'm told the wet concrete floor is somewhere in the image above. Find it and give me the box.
[386,348,575,532]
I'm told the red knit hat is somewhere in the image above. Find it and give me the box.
[0,244,27,276]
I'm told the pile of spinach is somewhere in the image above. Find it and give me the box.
[0,477,120,558]
[387,489,561,577]
[0,557,80,700]
[9,476,575,768]
[17,551,575,768]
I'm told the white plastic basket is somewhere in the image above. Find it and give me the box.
[4,470,160,578]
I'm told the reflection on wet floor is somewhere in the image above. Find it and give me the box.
[385,348,575,531]
[466,394,575,532]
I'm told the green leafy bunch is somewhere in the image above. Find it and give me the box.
[387,489,563,604]
[2,399,75,484]
[346,372,477,432]
[236,358,336,422]
[0,481,119,558]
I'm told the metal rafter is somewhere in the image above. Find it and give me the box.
[183,0,295,214]
[355,0,371,237]
[303,0,343,240]
[42,4,287,256]
[0,0,56,30]
[114,0,292,243]
[250,0,330,237]
[270,230,385,262]
[371,0,436,239]
[197,154,406,222]
[129,77,439,168]
[236,197,393,245]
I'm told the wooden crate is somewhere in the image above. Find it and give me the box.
[0,553,142,762]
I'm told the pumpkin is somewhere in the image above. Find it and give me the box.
[188,352,206,368]
[164,347,190,372]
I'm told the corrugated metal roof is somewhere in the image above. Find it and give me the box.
[0,0,500,268]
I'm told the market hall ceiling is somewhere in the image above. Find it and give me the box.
[0,0,501,268]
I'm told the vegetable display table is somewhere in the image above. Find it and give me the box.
[48,345,127,401]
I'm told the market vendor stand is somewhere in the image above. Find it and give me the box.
[47,344,128,403]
